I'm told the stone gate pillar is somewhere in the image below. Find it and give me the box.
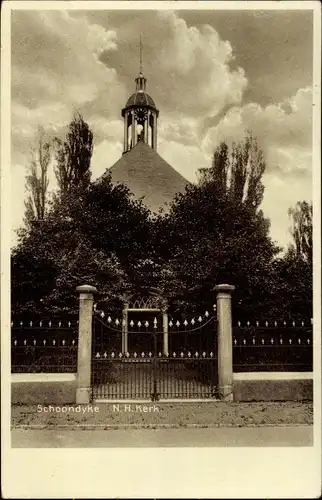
[215,284,235,401]
[162,307,169,356]
[122,302,129,353]
[76,284,97,404]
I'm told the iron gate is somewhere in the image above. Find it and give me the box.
[91,310,218,401]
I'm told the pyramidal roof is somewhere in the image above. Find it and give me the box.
[104,141,189,213]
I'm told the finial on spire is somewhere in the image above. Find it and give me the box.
[139,34,143,74]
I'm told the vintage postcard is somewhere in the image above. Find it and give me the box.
[1,0,321,498]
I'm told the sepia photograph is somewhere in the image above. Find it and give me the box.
[1,1,321,498]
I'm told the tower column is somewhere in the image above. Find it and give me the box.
[152,113,157,151]
[131,110,136,149]
[144,111,149,144]
[123,111,128,153]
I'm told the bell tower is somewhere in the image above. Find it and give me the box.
[122,37,159,153]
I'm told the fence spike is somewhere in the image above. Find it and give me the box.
[205,311,209,317]
[234,338,237,345]
[24,339,27,345]
[68,322,71,327]
[256,321,259,327]
[52,339,56,345]
[283,321,286,326]
[153,318,157,329]
[62,340,66,346]
[103,352,107,358]
[289,339,292,344]
[198,316,202,323]
[280,338,283,344]
[301,321,304,326]
[119,353,123,358]
[93,303,97,311]
[261,338,265,344]
[213,304,217,310]
[195,351,199,357]
[115,319,120,326]
[307,339,310,344]
[126,352,130,358]
[133,352,137,358]
[72,339,75,345]
[180,352,184,357]
[33,339,36,345]
[169,320,173,327]
[149,352,152,357]
[188,351,191,357]
[191,318,195,325]
[14,340,17,346]
[183,319,188,326]
[270,338,274,344]
[176,320,180,327]
[141,352,145,357]
[252,338,256,344]
[265,321,268,327]
[173,352,176,357]
[145,321,149,327]
[43,340,46,345]
[96,352,100,358]
[137,321,142,327]
[274,321,277,327]
[210,352,214,357]
[202,351,206,357]
[49,321,52,327]
[298,339,301,344]
[238,321,241,327]
[20,321,23,326]
[39,321,42,327]
[107,315,112,322]
[111,352,115,358]
[158,352,162,357]
[30,321,33,327]
[243,339,246,344]
[247,321,250,327]
[58,321,62,327]
[130,320,134,327]
[101,312,105,318]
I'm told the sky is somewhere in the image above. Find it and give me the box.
[10,7,314,249]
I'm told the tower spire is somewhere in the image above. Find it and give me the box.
[135,35,146,92]
[140,34,143,74]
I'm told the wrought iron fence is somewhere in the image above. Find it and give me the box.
[11,318,78,373]
[233,320,313,372]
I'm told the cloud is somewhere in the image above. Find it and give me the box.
[10,10,312,251]
[202,87,312,178]
[11,10,125,164]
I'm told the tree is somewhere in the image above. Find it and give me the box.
[154,135,280,318]
[155,179,280,319]
[11,175,152,315]
[288,201,312,264]
[23,127,51,229]
[54,112,93,197]
[271,200,313,321]
[200,132,266,210]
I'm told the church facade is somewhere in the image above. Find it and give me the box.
[103,67,189,213]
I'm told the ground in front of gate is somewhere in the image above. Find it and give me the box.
[12,401,313,429]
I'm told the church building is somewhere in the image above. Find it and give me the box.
[103,56,189,213]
